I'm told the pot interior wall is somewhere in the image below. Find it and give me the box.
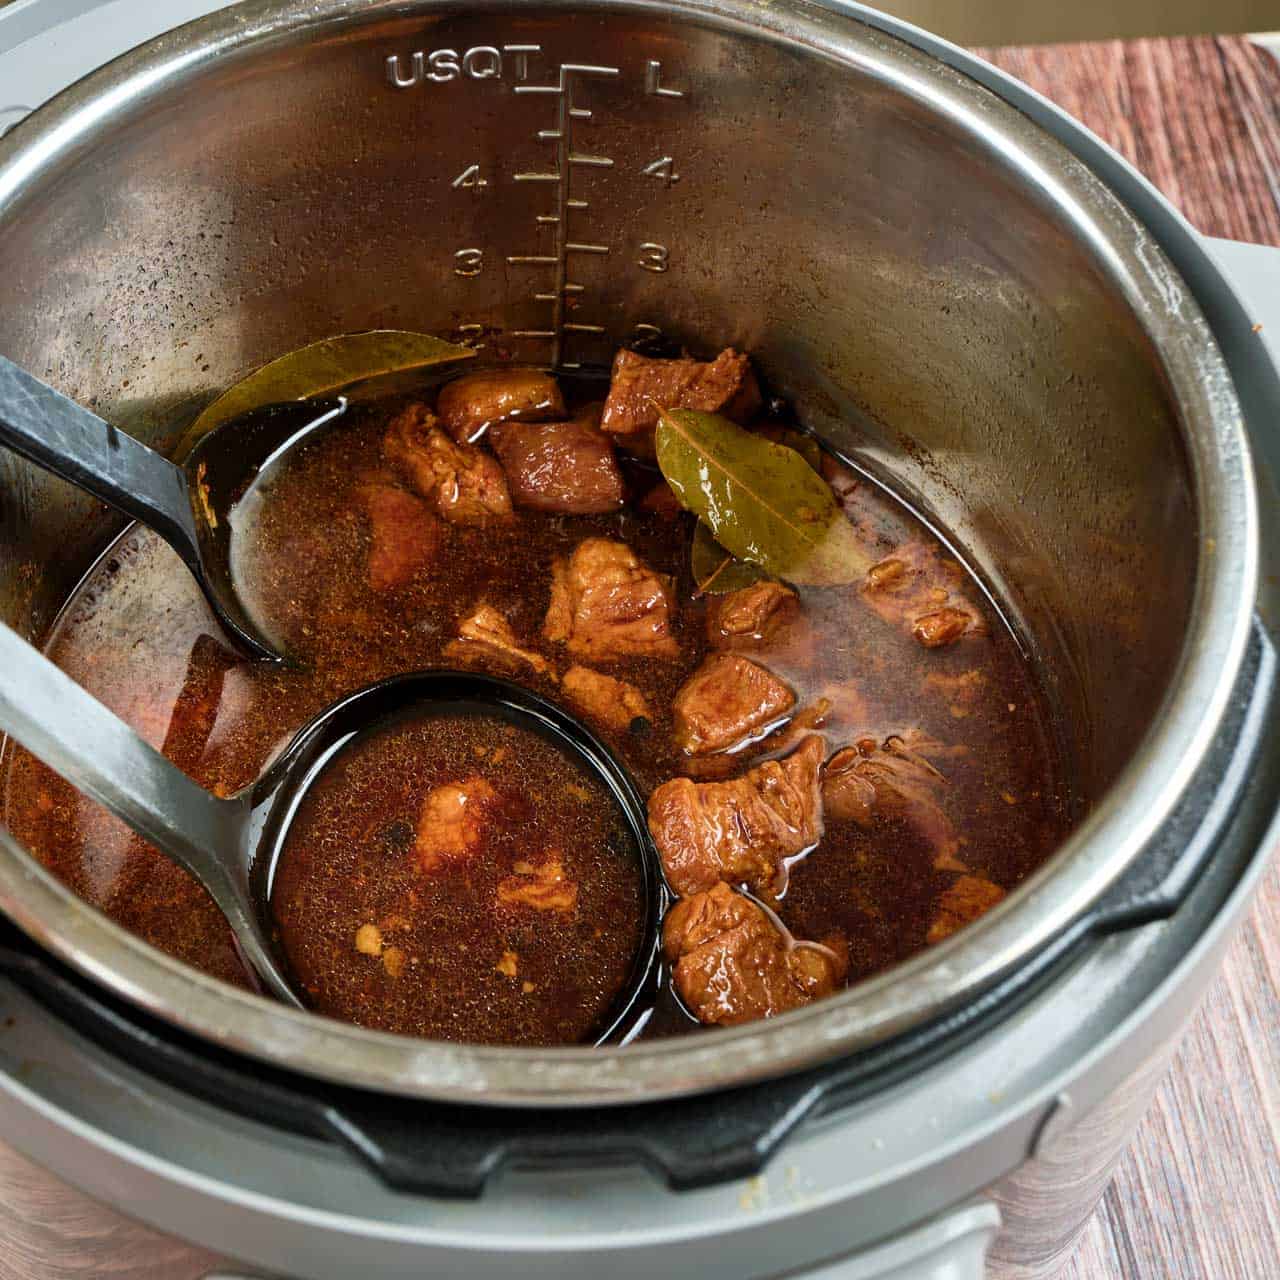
[0,4,1196,806]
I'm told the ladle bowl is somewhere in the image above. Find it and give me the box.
[0,623,664,1041]
[0,351,346,663]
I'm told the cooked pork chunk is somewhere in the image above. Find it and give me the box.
[543,538,680,661]
[415,776,497,873]
[823,731,962,870]
[489,415,624,514]
[861,542,979,648]
[443,603,554,678]
[562,665,652,734]
[600,348,762,443]
[705,580,813,669]
[496,856,579,915]
[384,403,513,523]
[672,654,795,755]
[663,883,847,1026]
[358,483,440,591]
[648,735,825,897]
[706,581,800,648]
[436,369,565,443]
[927,875,1006,944]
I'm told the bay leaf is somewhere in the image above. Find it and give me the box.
[655,406,873,587]
[691,521,767,594]
[187,330,476,439]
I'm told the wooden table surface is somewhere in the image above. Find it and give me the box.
[974,34,1280,1280]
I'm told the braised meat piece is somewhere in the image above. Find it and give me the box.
[705,580,813,670]
[496,856,579,915]
[358,483,440,591]
[672,654,795,756]
[443,603,554,678]
[436,369,565,443]
[384,403,513,523]
[489,414,625,514]
[663,883,847,1026]
[600,348,762,445]
[823,731,963,871]
[648,735,825,897]
[706,581,800,648]
[861,542,979,648]
[927,875,1006,944]
[562,665,652,735]
[543,538,680,661]
[414,776,497,874]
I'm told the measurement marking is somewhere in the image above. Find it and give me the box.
[646,59,684,98]
[535,282,587,299]
[508,63,619,368]
[506,254,558,265]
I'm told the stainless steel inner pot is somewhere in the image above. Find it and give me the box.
[0,0,1257,1105]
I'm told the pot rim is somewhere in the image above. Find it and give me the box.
[0,0,1258,1106]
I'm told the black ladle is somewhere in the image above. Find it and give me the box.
[0,623,663,1033]
[0,352,345,663]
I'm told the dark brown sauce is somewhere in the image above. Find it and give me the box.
[1,381,1071,1039]
[272,711,644,1045]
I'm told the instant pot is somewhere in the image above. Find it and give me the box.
[0,1,1278,1276]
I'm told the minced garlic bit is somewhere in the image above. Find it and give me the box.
[522,980,536,994]
[564,782,591,802]
[355,923,383,956]
[496,950,519,978]
[382,946,407,978]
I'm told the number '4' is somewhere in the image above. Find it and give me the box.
[642,156,681,187]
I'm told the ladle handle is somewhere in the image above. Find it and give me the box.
[0,621,298,1005]
[0,354,201,571]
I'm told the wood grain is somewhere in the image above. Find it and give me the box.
[976,35,1280,1280]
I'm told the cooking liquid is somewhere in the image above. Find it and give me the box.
[272,710,645,1045]
[1,381,1072,1040]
